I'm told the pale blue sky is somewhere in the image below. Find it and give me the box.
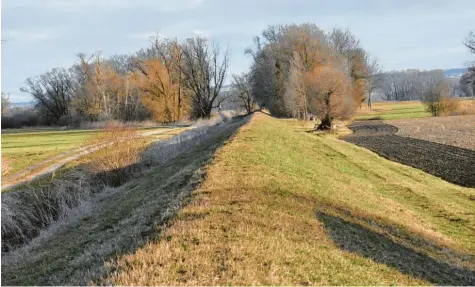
[2,0,474,102]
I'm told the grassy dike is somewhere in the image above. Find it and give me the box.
[104,113,475,285]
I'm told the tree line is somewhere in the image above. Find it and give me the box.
[3,25,475,129]
[4,35,230,127]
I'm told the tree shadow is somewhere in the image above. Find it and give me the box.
[317,210,475,285]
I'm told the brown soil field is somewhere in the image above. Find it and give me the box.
[388,115,475,151]
[343,120,475,188]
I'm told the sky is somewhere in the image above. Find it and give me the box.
[1,0,474,102]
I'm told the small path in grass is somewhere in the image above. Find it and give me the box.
[1,127,189,191]
[342,120,475,188]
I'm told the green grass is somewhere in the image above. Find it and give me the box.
[2,114,474,285]
[1,127,184,178]
[104,113,475,285]
[1,130,100,175]
[354,101,431,120]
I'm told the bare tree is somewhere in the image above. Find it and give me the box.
[179,37,230,119]
[1,92,11,116]
[20,68,75,122]
[366,56,381,108]
[232,73,254,114]
[306,66,352,130]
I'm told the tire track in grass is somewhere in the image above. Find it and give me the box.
[1,127,187,191]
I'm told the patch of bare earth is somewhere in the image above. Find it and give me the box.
[343,120,475,188]
[388,115,475,151]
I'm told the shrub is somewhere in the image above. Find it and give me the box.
[86,127,147,186]
[422,81,458,116]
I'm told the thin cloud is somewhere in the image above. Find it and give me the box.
[2,28,60,43]
[4,0,207,12]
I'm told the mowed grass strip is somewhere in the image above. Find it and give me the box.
[105,113,475,285]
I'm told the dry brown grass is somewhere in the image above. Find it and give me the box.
[2,156,12,177]
[86,127,147,186]
[451,98,475,115]
[103,113,475,285]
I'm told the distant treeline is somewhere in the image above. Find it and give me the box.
[2,25,474,129]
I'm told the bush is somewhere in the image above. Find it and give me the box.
[86,127,147,186]
[422,81,458,116]
[1,109,45,129]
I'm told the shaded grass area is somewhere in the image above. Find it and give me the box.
[355,101,430,120]
[317,211,475,285]
[103,113,475,285]
[1,119,248,285]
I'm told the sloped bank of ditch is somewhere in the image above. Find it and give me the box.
[2,118,253,285]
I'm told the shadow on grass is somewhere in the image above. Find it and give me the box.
[1,116,250,286]
[317,210,475,285]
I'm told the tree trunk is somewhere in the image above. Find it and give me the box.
[316,93,332,130]
[317,113,331,130]
[367,91,372,109]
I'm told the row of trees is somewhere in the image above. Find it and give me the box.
[234,24,380,129]
[9,26,475,128]
[378,69,446,101]
[460,31,475,97]
[17,35,230,125]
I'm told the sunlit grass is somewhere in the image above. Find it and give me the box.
[105,113,475,285]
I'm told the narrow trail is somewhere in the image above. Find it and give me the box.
[342,121,475,188]
[1,127,188,191]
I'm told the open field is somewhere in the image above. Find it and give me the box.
[343,120,475,187]
[388,115,475,150]
[1,126,187,188]
[354,101,430,120]
[354,99,475,120]
[1,129,99,176]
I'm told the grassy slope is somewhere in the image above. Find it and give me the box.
[106,113,475,285]
[1,119,247,285]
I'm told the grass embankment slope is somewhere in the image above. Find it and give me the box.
[106,113,475,285]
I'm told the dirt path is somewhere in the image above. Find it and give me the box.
[1,127,187,191]
[342,121,475,188]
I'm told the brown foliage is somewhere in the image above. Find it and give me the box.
[305,66,353,129]
[133,59,188,123]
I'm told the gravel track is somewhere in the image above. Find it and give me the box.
[343,121,475,188]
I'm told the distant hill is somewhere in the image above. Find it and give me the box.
[444,68,467,78]
[10,101,34,108]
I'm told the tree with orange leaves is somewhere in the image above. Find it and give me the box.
[132,58,178,123]
[305,66,353,130]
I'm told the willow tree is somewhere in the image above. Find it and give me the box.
[305,66,352,130]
